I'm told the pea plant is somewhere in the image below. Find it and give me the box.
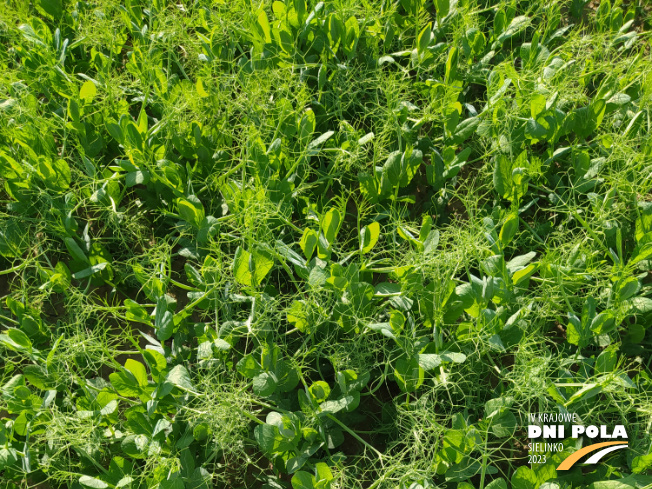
[1,0,651,488]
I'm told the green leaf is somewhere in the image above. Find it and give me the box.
[124,122,143,150]
[106,120,124,143]
[72,262,108,280]
[441,352,467,363]
[39,158,71,191]
[444,105,460,137]
[160,478,184,489]
[79,476,109,488]
[635,203,652,242]
[254,423,281,454]
[308,131,335,149]
[512,264,537,286]
[187,468,211,489]
[435,0,450,18]
[318,64,327,91]
[298,109,316,147]
[628,297,652,314]
[565,383,602,406]
[287,300,311,333]
[233,247,274,287]
[125,170,150,187]
[397,225,421,249]
[300,228,319,260]
[486,478,507,489]
[399,147,423,187]
[35,0,63,18]
[607,93,631,106]
[499,213,519,246]
[497,16,530,43]
[237,354,262,378]
[383,151,402,186]
[155,296,174,341]
[121,434,148,458]
[595,349,617,374]
[256,10,272,43]
[417,23,432,56]
[309,381,331,403]
[493,155,512,199]
[632,453,652,474]
[445,47,458,84]
[196,78,209,97]
[490,409,517,437]
[165,365,194,392]
[450,113,476,143]
[485,396,513,417]
[357,132,374,145]
[0,447,18,470]
[525,118,549,141]
[423,230,440,254]
[418,354,442,371]
[68,98,80,123]
[197,216,219,243]
[177,197,205,228]
[588,481,637,489]
[394,356,423,393]
[367,322,395,338]
[315,462,333,482]
[322,208,342,245]
[291,471,315,489]
[530,94,547,118]
[0,220,28,258]
[109,370,140,397]
[80,81,97,104]
[511,466,537,489]
[142,350,167,383]
[389,310,405,335]
[446,458,488,481]
[360,222,380,254]
[253,372,277,397]
[343,16,359,58]
[590,311,615,335]
[629,242,652,265]
[124,359,148,387]
[7,328,32,351]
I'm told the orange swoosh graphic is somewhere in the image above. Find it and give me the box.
[557,441,628,470]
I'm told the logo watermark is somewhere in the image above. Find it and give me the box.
[526,412,628,469]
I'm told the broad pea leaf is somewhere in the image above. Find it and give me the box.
[121,434,149,458]
[322,208,342,245]
[35,0,62,18]
[80,81,97,104]
[163,365,194,394]
[79,476,109,488]
[237,354,262,378]
[109,370,141,397]
[253,372,277,397]
[300,228,319,260]
[177,196,205,228]
[511,466,537,489]
[394,356,423,393]
[499,213,519,247]
[360,222,380,254]
[383,151,402,186]
[291,471,315,489]
[435,0,450,18]
[234,247,274,287]
[493,155,512,199]
[38,158,71,192]
[124,359,148,387]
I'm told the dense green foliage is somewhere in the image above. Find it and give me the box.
[1,0,652,488]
